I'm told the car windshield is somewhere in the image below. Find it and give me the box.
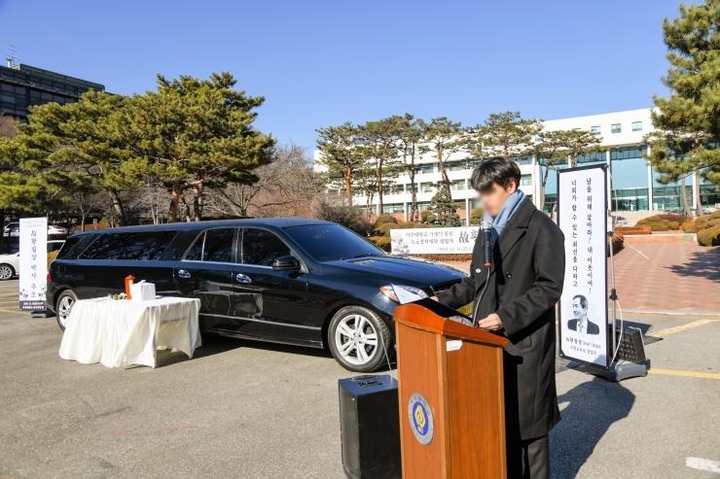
[285,224,384,262]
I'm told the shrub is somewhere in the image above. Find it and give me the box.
[636,214,684,231]
[369,235,392,251]
[697,226,720,247]
[469,207,484,226]
[312,200,371,236]
[682,214,720,234]
[681,219,697,232]
[370,220,422,251]
[374,214,398,228]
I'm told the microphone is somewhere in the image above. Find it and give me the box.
[480,220,493,268]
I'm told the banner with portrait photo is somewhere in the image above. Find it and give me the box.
[557,165,609,367]
[19,217,48,311]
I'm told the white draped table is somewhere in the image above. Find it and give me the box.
[59,296,201,368]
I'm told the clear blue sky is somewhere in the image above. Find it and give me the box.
[0,0,692,151]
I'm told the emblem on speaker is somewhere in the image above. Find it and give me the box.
[407,392,434,445]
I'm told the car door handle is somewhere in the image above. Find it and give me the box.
[235,273,252,284]
[177,269,192,279]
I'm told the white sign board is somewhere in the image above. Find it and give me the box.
[19,217,48,311]
[557,166,609,367]
[390,226,478,255]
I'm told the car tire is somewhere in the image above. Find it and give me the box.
[55,290,78,331]
[0,263,15,281]
[328,305,392,373]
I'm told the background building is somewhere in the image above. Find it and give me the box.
[0,60,104,120]
[316,108,719,224]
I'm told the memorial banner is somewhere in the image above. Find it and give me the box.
[19,217,48,311]
[557,166,609,367]
[390,226,478,255]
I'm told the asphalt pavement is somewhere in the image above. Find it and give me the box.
[0,279,718,478]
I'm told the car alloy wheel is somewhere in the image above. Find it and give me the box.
[328,305,392,373]
[0,263,14,281]
[55,291,77,331]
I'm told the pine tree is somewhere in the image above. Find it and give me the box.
[647,0,720,200]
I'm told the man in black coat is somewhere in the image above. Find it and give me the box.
[435,157,565,479]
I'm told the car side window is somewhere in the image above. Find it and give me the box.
[185,228,236,263]
[242,228,291,267]
[79,231,177,260]
[185,233,205,261]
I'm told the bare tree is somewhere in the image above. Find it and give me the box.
[205,144,326,218]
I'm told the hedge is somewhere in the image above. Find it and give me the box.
[697,226,720,247]
[615,225,652,235]
[678,212,720,246]
[636,214,685,231]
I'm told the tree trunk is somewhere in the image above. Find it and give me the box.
[109,189,126,226]
[344,166,353,206]
[376,160,384,217]
[437,144,451,194]
[192,182,204,221]
[168,185,183,223]
[680,177,691,216]
[409,144,418,222]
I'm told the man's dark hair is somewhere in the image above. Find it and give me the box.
[573,294,588,309]
[470,157,522,192]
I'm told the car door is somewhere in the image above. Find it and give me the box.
[233,227,318,345]
[174,227,243,332]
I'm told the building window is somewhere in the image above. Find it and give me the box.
[451,179,466,191]
[520,174,533,187]
[415,164,434,174]
[590,125,601,136]
[611,123,622,134]
[382,204,404,214]
[420,182,435,193]
[631,121,642,132]
[447,160,468,171]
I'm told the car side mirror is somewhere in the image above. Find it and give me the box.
[272,255,300,272]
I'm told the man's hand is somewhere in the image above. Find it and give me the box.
[430,295,439,302]
[477,313,503,331]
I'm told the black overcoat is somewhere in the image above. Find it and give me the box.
[437,198,565,440]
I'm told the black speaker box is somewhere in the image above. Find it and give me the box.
[338,375,401,479]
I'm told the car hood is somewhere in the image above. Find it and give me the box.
[323,255,465,287]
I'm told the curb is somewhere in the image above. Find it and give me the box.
[622,308,720,318]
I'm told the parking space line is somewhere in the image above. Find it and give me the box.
[686,457,720,473]
[650,368,720,380]
[650,319,716,338]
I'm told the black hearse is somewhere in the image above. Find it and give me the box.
[48,218,465,371]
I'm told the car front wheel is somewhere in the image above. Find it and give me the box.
[328,305,392,373]
[0,263,15,281]
[55,290,78,331]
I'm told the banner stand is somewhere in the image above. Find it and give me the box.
[557,165,649,382]
[583,231,649,382]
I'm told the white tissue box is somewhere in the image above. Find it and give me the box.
[130,281,156,301]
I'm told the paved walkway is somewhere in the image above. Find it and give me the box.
[613,242,720,313]
[442,242,720,314]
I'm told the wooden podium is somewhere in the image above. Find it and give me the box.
[394,299,509,479]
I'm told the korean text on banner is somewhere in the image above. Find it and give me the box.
[390,227,478,255]
[19,217,48,311]
[557,166,609,367]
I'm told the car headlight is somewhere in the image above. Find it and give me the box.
[379,284,429,303]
